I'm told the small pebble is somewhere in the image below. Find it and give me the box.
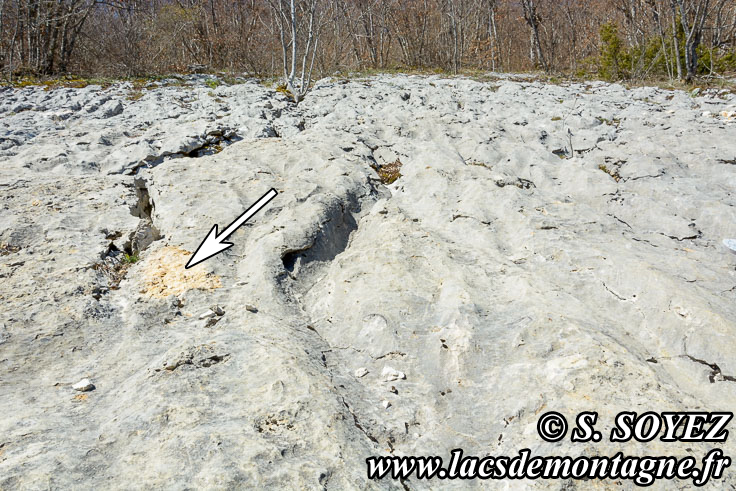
[211,305,225,316]
[382,400,391,409]
[245,304,258,313]
[381,366,406,382]
[73,378,95,392]
[354,367,369,378]
[199,309,216,319]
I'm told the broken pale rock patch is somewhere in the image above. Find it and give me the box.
[141,246,221,298]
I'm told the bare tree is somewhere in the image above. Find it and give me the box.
[672,0,730,81]
[521,0,548,71]
[443,0,467,74]
[356,0,392,68]
[389,0,434,67]
[268,0,322,104]
[485,0,499,70]
[0,0,96,79]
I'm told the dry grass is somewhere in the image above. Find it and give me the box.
[599,164,622,182]
[373,158,403,185]
[0,242,21,256]
[92,251,130,290]
[142,246,221,298]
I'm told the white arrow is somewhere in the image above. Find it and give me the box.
[185,188,278,269]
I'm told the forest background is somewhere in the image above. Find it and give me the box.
[1,0,735,87]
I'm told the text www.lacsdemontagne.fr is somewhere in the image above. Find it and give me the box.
[366,449,731,486]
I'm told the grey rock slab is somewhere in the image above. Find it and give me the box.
[1,75,736,489]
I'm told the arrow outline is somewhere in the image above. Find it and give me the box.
[185,188,278,269]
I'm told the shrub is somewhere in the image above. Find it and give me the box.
[697,47,736,74]
[599,23,626,81]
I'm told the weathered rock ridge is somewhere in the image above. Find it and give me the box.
[1,74,735,489]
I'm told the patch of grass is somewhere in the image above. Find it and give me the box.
[468,160,492,170]
[127,90,144,101]
[372,159,403,185]
[7,75,119,90]
[275,83,294,101]
[596,116,621,126]
[258,76,280,87]
[615,76,736,94]
[125,78,152,101]
[220,74,246,86]
[599,164,621,182]
[42,79,90,90]
[123,252,139,264]
[205,78,220,89]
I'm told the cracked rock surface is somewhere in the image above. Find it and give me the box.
[1,74,736,489]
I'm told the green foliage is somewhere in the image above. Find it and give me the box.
[627,37,667,78]
[697,47,736,74]
[599,23,626,81]
[123,253,139,264]
[205,78,220,89]
[595,17,736,82]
